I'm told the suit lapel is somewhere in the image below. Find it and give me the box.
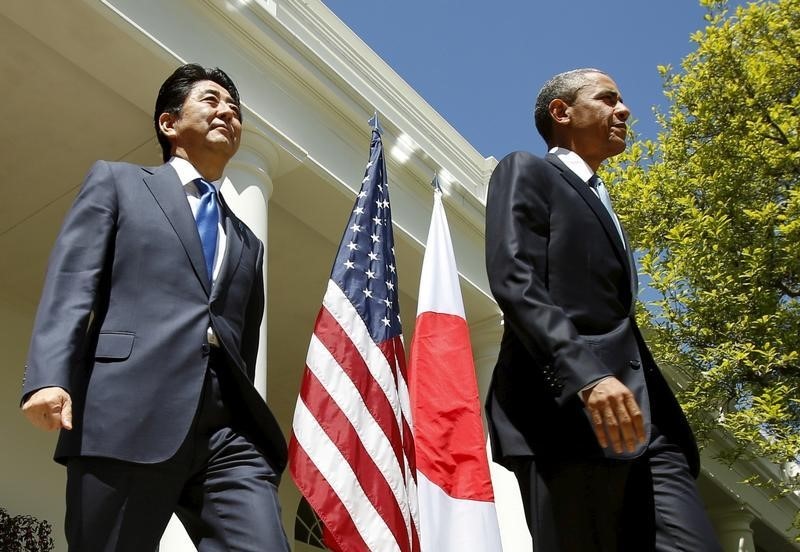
[545,153,633,292]
[210,194,244,303]
[622,229,639,315]
[143,164,212,295]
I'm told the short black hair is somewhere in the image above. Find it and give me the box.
[533,68,607,144]
[153,64,241,163]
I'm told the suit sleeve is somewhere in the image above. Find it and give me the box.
[22,160,118,400]
[241,239,265,382]
[485,152,611,404]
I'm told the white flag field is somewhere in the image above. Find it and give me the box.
[408,185,503,551]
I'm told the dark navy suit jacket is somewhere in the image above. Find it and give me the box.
[23,161,287,472]
[484,151,698,475]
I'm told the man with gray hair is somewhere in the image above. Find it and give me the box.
[484,68,720,550]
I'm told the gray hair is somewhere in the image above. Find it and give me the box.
[533,68,607,144]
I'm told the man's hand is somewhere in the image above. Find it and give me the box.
[21,387,73,431]
[581,377,645,453]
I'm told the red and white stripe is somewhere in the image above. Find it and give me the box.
[409,189,503,551]
[290,280,421,552]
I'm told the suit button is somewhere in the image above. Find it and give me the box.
[629,360,641,370]
[201,343,210,356]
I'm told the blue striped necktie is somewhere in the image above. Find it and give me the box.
[195,178,219,280]
[589,174,625,248]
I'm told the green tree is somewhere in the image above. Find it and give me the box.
[603,0,800,532]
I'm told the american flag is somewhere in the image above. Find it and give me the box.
[289,117,421,552]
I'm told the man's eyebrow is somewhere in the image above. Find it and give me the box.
[198,87,238,107]
[594,88,621,100]
[595,87,619,96]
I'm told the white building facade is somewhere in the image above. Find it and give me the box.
[0,1,797,550]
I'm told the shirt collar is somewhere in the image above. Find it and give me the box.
[168,157,222,190]
[549,147,594,183]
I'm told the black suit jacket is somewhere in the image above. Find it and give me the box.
[484,151,698,475]
[22,160,287,472]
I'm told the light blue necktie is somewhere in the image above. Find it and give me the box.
[589,175,625,248]
[195,178,219,280]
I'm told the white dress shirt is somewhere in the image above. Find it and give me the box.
[168,156,227,281]
[550,147,595,184]
[549,147,625,248]
[548,147,615,399]
[168,156,226,347]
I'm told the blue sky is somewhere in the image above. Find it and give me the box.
[321,1,741,160]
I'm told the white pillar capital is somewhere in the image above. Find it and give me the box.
[227,127,279,199]
[710,506,756,552]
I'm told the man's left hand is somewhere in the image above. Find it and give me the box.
[581,377,645,453]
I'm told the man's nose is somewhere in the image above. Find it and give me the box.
[217,101,236,120]
[616,101,631,122]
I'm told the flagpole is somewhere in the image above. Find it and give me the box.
[430,173,442,194]
[369,111,383,134]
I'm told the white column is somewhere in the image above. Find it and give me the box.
[710,507,756,552]
[470,314,533,552]
[220,129,278,399]
[159,130,278,552]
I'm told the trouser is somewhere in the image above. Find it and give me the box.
[65,355,289,552]
[512,429,722,551]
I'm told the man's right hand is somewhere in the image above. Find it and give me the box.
[581,377,645,453]
[22,387,73,431]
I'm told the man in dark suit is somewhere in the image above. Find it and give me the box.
[21,64,288,551]
[485,68,721,551]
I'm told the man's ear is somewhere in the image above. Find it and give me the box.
[548,98,570,126]
[158,112,178,140]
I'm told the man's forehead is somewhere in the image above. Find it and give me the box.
[190,80,234,99]
[583,73,620,94]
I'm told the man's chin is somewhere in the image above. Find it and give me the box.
[206,137,239,154]
[608,139,627,157]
